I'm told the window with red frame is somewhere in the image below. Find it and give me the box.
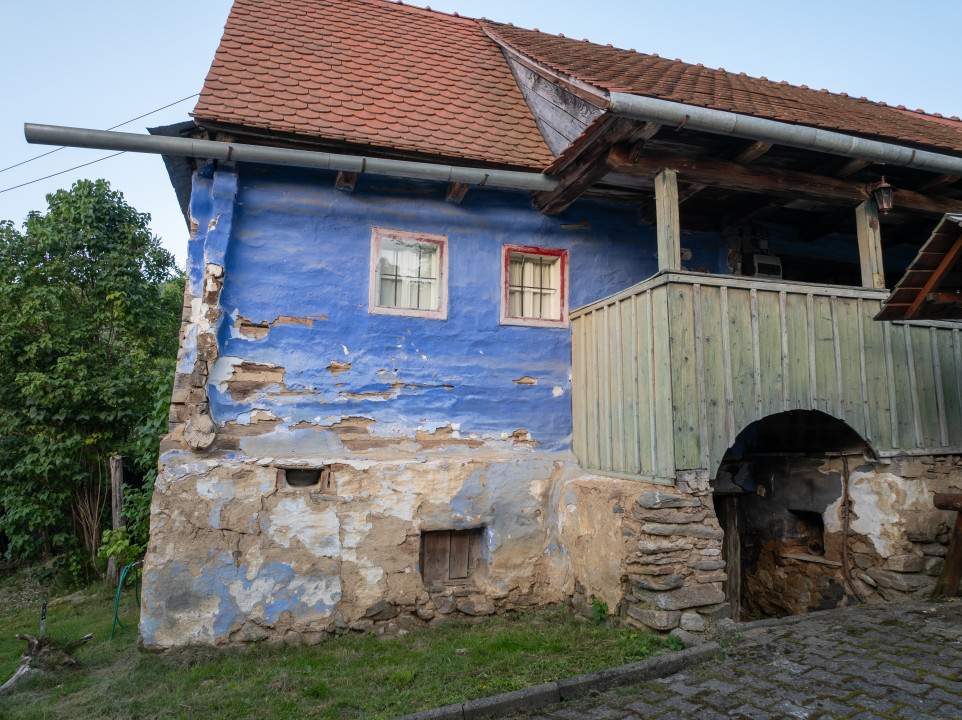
[500,245,568,328]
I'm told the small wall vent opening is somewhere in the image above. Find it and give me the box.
[420,529,483,583]
[278,466,333,492]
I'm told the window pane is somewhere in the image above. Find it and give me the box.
[506,252,560,320]
[377,238,440,310]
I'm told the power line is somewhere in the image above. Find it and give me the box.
[0,152,126,195]
[0,92,199,175]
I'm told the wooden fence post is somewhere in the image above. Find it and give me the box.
[106,455,124,585]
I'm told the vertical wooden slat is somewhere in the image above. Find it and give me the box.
[423,532,450,583]
[813,295,837,416]
[654,169,681,271]
[780,291,790,412]
[807,294,818,409]
[729,289,754,443]
[585,312,600,469]
[647,291,659,476]
[910,325,938,447]
[625,297,641,473]
[861,298,890,447]
[600,307,613,469]
[610,302,625,471]
[449,532,469,580]
[830,296,844,420]
[651,286,675,478]
[835,296,863,437]
[693,285,710,470]
[700,286,729,480]
[856,299,872,444]
[786,293,811,410]
[750,288,762,419]
[903,325,924,447]
[670,284,700,469]
[756,289,782,418]
[635,292,653,476]
[720,287,736,446]
[931,326,949,447]
[883,322,902,449]
[571,317,586,463]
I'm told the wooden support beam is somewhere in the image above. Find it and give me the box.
[677,183,706,205]
[335,170,357,192]
[445,182,471,203]
[654,169,681,271]
[906,237,962,319]
[928,290,962,305]
[606,146,962,215]
[733,140,773,165]
[917,174,960,193]
[628,122,662,163]
[856,200,885,289]
[836,158,871,179]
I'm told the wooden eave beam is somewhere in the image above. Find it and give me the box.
[906,237,962,319]
[605,145,962,215]
[534,118,636,215]
[446,182,471,203]
[917,174,960,193]
[836,158,871,179]
[677,183,706,205]
[335,170,357,192]
[733,140,773,165]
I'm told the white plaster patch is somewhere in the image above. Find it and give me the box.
[196,475,236,530]
[209,355,246,394]
[342,344,349,355]
[267,498,341,557]
[553,386,564,397]
[240,425,346,458]
[289,575,340,614]
[229,576,276,615]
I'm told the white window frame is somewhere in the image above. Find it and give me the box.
[500,244,569,328]
[369,228,448,320]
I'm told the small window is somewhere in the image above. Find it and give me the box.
[420,529,483,583]
[369,228,448,319]
[278,466,333,493]
[500,245,568,328]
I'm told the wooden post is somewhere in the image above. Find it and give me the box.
[106,455,124,585]
[932,493,962,599]
[856,200,885,289]
[654,169,681,272]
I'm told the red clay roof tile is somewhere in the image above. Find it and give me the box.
[483,21,962,154]
[194,0,553,168]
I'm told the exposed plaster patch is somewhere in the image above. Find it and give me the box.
[233,314,329,341]
[552,386,564,397]
[341,345,349,355]
[267,498,341,557]
[227,362,289,402]
[208,214,220,232]
[513,376,538,386]
[415,425,484,450]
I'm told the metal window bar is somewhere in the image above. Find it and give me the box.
[509,254,558,319]
[379,240,439,310]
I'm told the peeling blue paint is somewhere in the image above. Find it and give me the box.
[199,165,728,451]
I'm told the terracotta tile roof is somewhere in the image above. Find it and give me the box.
[482,22,962,156]
[193,0,554,168]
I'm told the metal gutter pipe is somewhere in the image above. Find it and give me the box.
[607,93,962,177]
[23,124,561,192]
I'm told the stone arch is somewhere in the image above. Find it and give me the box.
[711,410,874,620]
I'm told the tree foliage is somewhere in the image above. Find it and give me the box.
[0,179,182,565]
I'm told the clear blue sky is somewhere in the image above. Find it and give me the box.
[2,1,959,267]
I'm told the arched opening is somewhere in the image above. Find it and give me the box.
[711,410,872,620]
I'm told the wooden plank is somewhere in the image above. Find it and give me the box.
[606,146,962,215]
[728,288,755,441]
[720,287,736,446]
[835,296,864,437]
[650,286,675,478]
[644,291,658,476]
[734,140,773,165]
[669,283,700,469]
[693,285,710,471]
[756,289,782,418]
[855,200,885,289]
[449,532,469,580]
[902,325,924,447]
[785,293,812,411]
[859,298,890,447]
[808,294,818,409]
[446,182,471,203]
[951,330,962,446]
[780,291,790,412]
[910,325,939,447]
[571,317,586,463]
[655,169,681,271]
[610,302,625,472]
[857,299,872,444]
[831,296,845,421]
[584,312,600,469]
[906,238,962,320]
[335,170,357,192]
[601,307,614,470]
[700,285,730,475]
[467,531,481,574]
[422,532,450,583]
[627,294,643,474]
[750,289,762,419]
[813,295,838,417]
[931,327,949,447]
[883,322,903,449]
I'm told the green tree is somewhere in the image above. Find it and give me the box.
[0,179,182,567]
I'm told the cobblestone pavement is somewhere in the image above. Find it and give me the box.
[517,600,962,720]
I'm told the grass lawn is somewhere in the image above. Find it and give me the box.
[0,567,680,719]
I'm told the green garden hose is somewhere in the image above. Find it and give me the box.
[110,561,142,640]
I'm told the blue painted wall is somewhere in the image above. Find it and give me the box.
[192,165,730,452]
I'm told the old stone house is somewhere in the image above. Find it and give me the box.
[75,0,962,646]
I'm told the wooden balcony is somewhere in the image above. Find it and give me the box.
[570,271,962,484]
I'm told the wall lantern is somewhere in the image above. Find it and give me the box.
[870,177,895,214]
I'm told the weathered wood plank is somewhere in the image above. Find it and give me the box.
[669,284,700,469]
[693,285,710,471]
[835,296,864,438]
[783,293,811,411]
[946,329,962,446]
[700,286,730,476]
[651,286,675,478]
[910,325,940,447]
[584,312,600,469]
[449,532,470,579]
[780,291,790,412]
[883,322,903,448]
[571,317,586,463]
[813,295,838,417]
[627,294,644,474]
[931,327,949,447]
[728,288,755,440]
[641,291,657,476]
[859,298,889,446]
[610,301,625,471]
[720,287,736,446]
[600,307,613,470]
[756,289,782,418]
[423,532,450,583]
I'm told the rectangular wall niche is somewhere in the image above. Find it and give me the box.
[420,529,483,583]
[277,466,333,493]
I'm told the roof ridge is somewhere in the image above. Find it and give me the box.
[353,0,482,25]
